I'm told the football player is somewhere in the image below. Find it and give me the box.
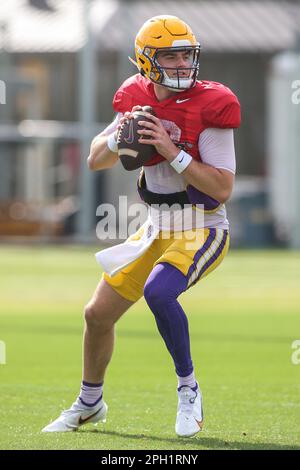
[42,15,240,437]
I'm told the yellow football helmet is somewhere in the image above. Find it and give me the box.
[131,15,201,91]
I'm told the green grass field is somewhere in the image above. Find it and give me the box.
[0,245,300,450]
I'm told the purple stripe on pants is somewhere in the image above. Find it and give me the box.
[199,230,228,278]
[190,230,228,288]
[187,228,217,281]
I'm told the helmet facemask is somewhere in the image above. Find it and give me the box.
[143,45,201,91]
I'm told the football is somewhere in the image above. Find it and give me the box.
[117,105,157,171]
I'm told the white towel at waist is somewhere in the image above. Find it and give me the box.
[95,217,159,277]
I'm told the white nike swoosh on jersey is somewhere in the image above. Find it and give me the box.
[176,98,191,104]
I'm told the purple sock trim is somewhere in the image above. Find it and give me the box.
[82,380,103,388]
[178,383,198,392]
[79,393,103,408]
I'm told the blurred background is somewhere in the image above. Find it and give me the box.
[0,0,300,248]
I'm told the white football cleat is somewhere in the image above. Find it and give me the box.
[175,384,204,438]
[41,398,108,433]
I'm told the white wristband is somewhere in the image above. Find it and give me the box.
[107,132,118,153]
[170,150,193,174]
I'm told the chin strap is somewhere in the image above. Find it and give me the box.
[128,55,194,90]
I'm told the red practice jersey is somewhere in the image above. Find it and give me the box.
[113,74,241,167]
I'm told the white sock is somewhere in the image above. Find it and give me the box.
[79,381,103,407]
[177,372,197,391]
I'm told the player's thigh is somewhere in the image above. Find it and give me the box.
[102,244,158,303]
[154,228,230,289]
[85,278,134,326]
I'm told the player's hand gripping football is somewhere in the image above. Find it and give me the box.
[137,113,180,162]
[117,105,144,133]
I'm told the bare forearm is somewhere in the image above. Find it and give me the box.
[87,134,119,171]
[159,141,234,203]
[182,159,233,203]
